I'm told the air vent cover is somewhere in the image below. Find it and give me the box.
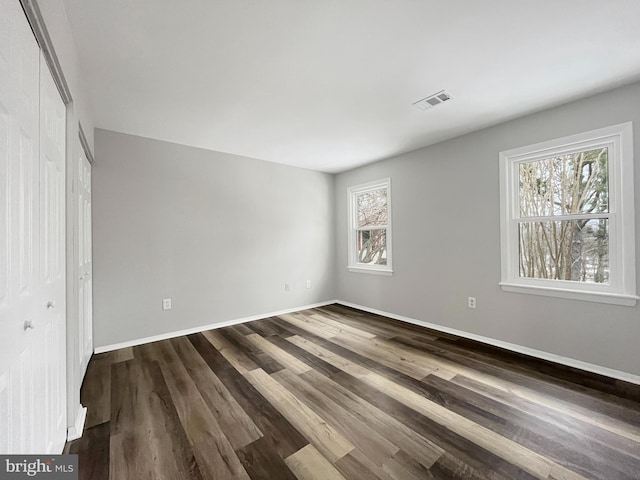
[413,90,452,110]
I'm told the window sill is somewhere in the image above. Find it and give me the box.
[347,266,393,276]
[499,282,638,306]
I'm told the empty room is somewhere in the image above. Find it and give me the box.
[2,1,640,479]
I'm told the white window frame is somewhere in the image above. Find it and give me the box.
[499,122,637,306]
[347,178,393,275]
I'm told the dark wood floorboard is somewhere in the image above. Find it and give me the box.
[67,304,640,480]
[188,332,309,459]
[67,422,110,480]
[236,437,298,480]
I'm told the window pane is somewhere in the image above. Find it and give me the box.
[519,147,608,217]
[357,188,388,227]
[519,219,609,283]
[357,229,387,265]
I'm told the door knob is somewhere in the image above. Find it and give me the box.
[24,320,35,330]
[46,301,55,309]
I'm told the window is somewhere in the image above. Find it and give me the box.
[347,178,393,275]
[499,123,637,306]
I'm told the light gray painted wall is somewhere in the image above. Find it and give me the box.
[93,129,336,348]
[336,81,640,377]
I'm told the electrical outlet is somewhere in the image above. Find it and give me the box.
[467,297,476,309]
[306,280,311,289]
[284,283,290,292]
[163,298,172,310]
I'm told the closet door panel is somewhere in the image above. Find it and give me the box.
[39,54,67,454]
[0,0,66,454]
[0,0,41,454]
[77,152,92,374]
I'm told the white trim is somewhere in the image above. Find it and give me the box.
[66,405,87,442]
[499,122,636,305]
[20,0,73,104]
[347,266,394,276]
[336,300,640,386]
[499,282,639,306]
[93,300,338,354]
[347,177,393,275]
[78,123,94,164]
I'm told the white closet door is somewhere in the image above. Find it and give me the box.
[39,54,67,454]
[0,0,67,454]
[77,151,92,376]
[0,0,43,454]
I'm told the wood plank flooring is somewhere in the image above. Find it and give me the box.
[67,304,640,480]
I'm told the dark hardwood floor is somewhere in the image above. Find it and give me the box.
[67,304,640,480]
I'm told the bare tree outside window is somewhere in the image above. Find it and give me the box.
[518,147,609,283]
[500,123,635,305]
[348,178,392,274]
[356,188,388,264]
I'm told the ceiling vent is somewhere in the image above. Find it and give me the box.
[412,90,453,110]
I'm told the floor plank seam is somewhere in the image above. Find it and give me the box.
[68,305,640,480]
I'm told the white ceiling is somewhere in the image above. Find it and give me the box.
[62,0,640,173]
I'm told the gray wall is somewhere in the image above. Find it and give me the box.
[336,81,640,377]
[93,129,336,348]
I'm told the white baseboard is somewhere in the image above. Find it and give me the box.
[67,405,87,441]
[93,298,640,386]
[94,300,339,354]
[336,300,640,386]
